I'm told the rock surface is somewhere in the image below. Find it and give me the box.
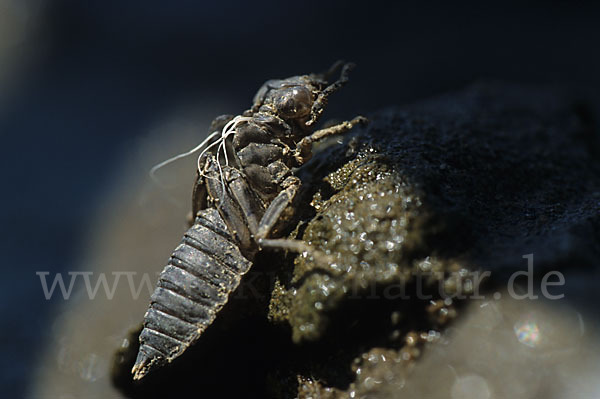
[265,82,600,397]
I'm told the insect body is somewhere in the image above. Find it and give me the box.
[132,62,366,380]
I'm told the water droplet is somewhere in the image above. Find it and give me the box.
[514,318,541,347]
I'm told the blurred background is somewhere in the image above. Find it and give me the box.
[1,0,599,398]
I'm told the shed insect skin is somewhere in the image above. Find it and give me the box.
[132,62,367,380]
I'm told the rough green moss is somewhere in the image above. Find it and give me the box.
[266,131,473,345]
[287,158,434,342]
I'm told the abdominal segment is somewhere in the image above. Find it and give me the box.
[132,208,252,379]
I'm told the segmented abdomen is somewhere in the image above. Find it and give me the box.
[133,208,252,379]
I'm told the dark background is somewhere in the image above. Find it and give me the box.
[1,1,599,397]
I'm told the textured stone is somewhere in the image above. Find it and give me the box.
[270,83,600,397]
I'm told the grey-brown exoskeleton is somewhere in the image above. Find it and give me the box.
[132,62,366,380]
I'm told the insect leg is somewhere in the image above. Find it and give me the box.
[253,175,327,261]
[205,159,258,257]
[258,238,336,270]
[320,60,345,80]
[255,175,300,239]
[226,167,265,235]
[294,116,368,164]
[306,62,356,126]
[251,173,333,262]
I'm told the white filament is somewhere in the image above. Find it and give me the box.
[149,115,252,191]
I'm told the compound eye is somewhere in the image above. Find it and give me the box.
[274,86,312,118]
